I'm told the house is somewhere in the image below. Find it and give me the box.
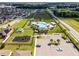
[0,29,6,38]
[0,26,11,38]
[0,19,5,24]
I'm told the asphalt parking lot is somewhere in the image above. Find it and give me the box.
[36,33,79,56]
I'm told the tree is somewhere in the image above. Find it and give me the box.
[50,39,53,43]
[0,43,5,49]
[57,39,60,44]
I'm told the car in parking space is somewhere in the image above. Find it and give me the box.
[36,44,41,47]
[66,40,72,43]
[1,55,5,56]
[56,47,63,52]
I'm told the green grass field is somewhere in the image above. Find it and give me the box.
[48,25,63,34]
[7,27,33,43]
[6,19,33,43]
[3,44,34,50]
[2,19,34,55]
[32,11,53,23]
[12,19,28,29]
[0,38,3,43]
[61,18,79,32]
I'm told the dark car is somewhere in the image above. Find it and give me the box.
[1,55,5,56]
[66,40,71,43]
[48,43,51,46]
[36,44,41,47]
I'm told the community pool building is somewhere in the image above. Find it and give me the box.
[31,21,55,31]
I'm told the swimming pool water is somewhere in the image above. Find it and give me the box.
[37,22,48,29]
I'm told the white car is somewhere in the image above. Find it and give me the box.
[56,47,63,51]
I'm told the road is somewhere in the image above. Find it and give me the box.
[47,9,79,42]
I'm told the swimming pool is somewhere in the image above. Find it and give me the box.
[37,22,48,29]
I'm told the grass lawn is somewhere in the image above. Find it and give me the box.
[0,38,3,43]
[3,18,34,55]
[7,19,33,43]
[12,19,28,29]
[61,18,79,32]
[41,19,53,23]
[7,28,33,43]
[2,42,34,55]
[39,12,52,20]
[3,44,34,50]
[48,25,63,34]
[33,11,53,23]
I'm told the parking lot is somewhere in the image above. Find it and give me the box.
[36,33,79,56]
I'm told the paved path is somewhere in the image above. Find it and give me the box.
[34,36,37,56]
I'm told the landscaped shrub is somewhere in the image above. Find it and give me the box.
[0,43,5,49]
[37,36,41,39]
[51,40,59,46]
[48,43,51,46]
[62,34,67,40]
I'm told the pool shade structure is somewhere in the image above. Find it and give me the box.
[13,36,31,42]
[16,28,24,32]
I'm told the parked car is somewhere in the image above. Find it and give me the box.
[36,44,41,47]
[1,55,5,56]
[48,43,51,46]
[66,40,71,43]
[56,47,63,51]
